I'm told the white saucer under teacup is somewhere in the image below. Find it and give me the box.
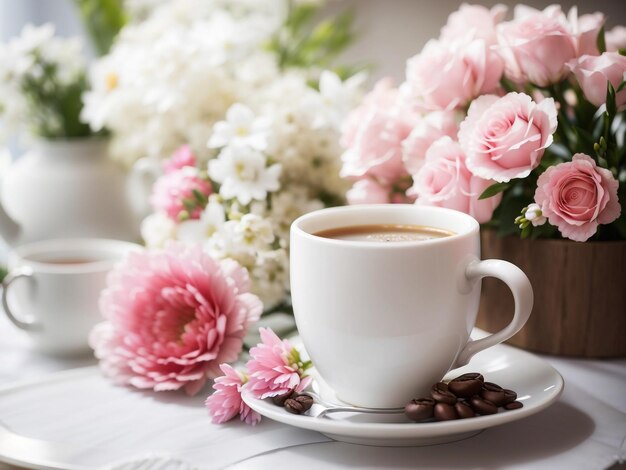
[242,332,564,447]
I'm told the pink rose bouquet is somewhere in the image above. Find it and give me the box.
[90,244,262,395]
[341,4,626,242]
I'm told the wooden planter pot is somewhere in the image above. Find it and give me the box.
[477,230,626,358]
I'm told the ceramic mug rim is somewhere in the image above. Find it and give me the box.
[8,238,141,274]
[292,204,480,250]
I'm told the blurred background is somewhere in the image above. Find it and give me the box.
[2,0,624,82]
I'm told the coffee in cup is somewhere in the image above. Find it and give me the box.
[290,205,533,408]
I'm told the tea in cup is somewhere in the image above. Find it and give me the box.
[2,238,140,355]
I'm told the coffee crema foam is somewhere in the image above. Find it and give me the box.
[313,224,455,242]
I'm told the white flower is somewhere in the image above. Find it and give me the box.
[269,187,324,243]
[208,103,270,150]
[234,213,275,249]
[141,212,177,247]
[250,248,289,308]
[524,203,547,227]
[208,144,281,205]
[207,220,256,267]
[177,198,225,243]
[314,70,367,128]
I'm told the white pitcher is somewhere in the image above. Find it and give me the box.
[0,138,159,246]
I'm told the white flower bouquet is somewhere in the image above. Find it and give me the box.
[81,0,364,310]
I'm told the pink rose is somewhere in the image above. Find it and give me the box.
[406,37,503,111]
[150,166,213,221]
[346,179,390,205]
[606,26,626,53]
[568,10,605,56]
[341,79,412,183]
[459,92,558,183]
[497,5,577,86]
[402,111,460,174]
[341,78,399,148]
[164,145,197,174]
[567,53,626,108]
[440,3,507,46]
[90,244,263,395]
[535,154,621,242]
[409,137,501,223]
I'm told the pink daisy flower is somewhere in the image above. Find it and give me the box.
[205,363,260,425]
[246,328,312,399]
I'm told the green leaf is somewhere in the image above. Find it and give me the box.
[286,3,317,33]
[192,189,208,205]
[617,79,626,93]
[479,182,510,200]
[500,77,517,93]
[494,187,531,236]
[596,25,606,54]
[73,0,127,56]
[0,265,7,283]
[606,82,617,119]
[182,198,196,212]
[619,48,626,57]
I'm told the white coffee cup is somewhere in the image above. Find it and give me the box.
[290,205,533,408]
[1,238,140,356]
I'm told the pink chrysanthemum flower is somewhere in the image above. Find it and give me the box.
[205,363,260,425]
[90,244,262,396]
[246,328,312,399]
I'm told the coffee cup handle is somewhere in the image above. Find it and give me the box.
[455,259,533,367]
[1,267,40,331]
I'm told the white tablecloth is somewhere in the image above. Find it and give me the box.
[1,310,625,470]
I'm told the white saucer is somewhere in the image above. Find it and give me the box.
[242,335,564,447]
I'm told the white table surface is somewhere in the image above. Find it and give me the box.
[1,307,625,470]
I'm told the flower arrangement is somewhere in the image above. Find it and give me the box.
[340,4,626,242]
[84,0,365,309]
[86,0,360,400]
[0,24,92,139]
[81,0,362,165]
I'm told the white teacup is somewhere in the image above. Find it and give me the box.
[290,205,533,408]
[1,238,140,356]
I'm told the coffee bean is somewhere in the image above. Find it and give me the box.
[284,398,307,414]
[502,389,517,405]
[504,401,523,410]
[469,396,498,415]
[405,397,436,421]
[448,376,483,398]
[272,390,294,406]
[434,402,458,421]
[431,382,457,405]
[454,372,484,383]
[293,394,314,411]
[480,382,506,406]
[455,401,476,419]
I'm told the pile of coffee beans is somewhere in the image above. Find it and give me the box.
[272,390,314,415]
[405,372,523,422]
